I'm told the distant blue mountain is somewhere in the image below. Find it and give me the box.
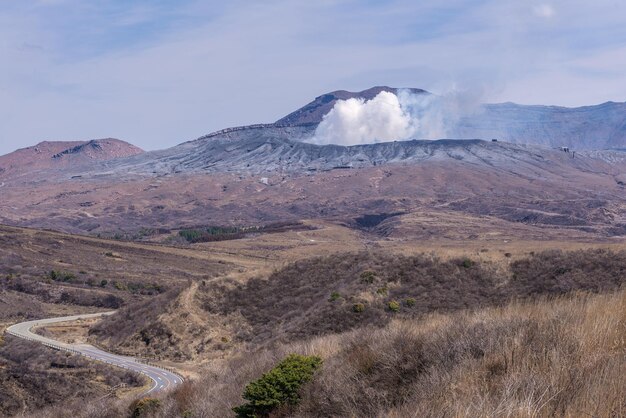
[452,101,626,150]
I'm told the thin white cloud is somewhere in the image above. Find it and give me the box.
[533,4,555,18]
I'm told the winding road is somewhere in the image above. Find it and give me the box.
[5,312,183,394]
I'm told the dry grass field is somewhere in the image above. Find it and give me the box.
[28,287,626,418]
[2,221,626,416]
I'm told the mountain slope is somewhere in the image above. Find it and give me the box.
[0,138,143,179]
[452,101,626,150]
[275,87,626,150]
[1,134,626,236]
[275,86,429,126]
[1,87,626,236]
[90,133,626,177]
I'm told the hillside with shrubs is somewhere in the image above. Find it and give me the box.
[0,337,145,416]
[198,249,626,347]
[88,248,626,363]
[29,286,625,417]
[6,243,626,417]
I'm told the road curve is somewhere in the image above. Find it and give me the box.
[5,312,183,395]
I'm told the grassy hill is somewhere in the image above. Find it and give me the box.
[32,287,625,417]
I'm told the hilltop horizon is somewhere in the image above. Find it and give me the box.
[3,86,626,155]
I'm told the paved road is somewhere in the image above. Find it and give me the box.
[5,312,182,394]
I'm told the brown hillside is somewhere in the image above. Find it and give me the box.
[30,287,626,418]
[0,138,143,180]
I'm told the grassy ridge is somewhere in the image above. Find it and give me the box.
[89,249,626,363]
[201,249,626,346]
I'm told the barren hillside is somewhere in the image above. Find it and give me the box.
[0,138,143,180]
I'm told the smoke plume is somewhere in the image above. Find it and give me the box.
[308,89,482,146]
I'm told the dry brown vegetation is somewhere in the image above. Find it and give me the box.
[0,336,145,416]
[0,224,240,414]
[28,288,625,418]
[89,287,185,360]
[0,223,233,325]
[0,224,230,304]
[86,248,626,365]
[292,289,626,417]
[194,249,626,348]
[3,220,626,417]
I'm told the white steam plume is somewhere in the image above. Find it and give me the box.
[309,91,417,146]
[308,88,483,146]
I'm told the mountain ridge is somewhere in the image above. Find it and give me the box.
[0,138,143,179]
[275,86,429,126]
[2,87,626,163]
[1,87,626,236]
[271,87,626,150]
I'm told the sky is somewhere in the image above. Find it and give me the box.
[1,0,626,155]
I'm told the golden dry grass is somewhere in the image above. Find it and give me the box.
[288,290,626,418]
[34,288,623,418]
[5,220,626,417]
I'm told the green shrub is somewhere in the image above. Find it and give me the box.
[48,270,76,283]
[113,281,127,291]
[388,300,401,312]
[352,303,365,313]
[100,279,108,287]
[376,286,388,296]
[462,258,474,268]
[129,397,161,417]
[405,297,416,307]
[179,226,256,243]
[360,270,376,284]
[233,354,322,417]
[329,291,341,301]
[179,229,203,242]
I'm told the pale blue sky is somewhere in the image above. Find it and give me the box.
[1,0,626,154]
